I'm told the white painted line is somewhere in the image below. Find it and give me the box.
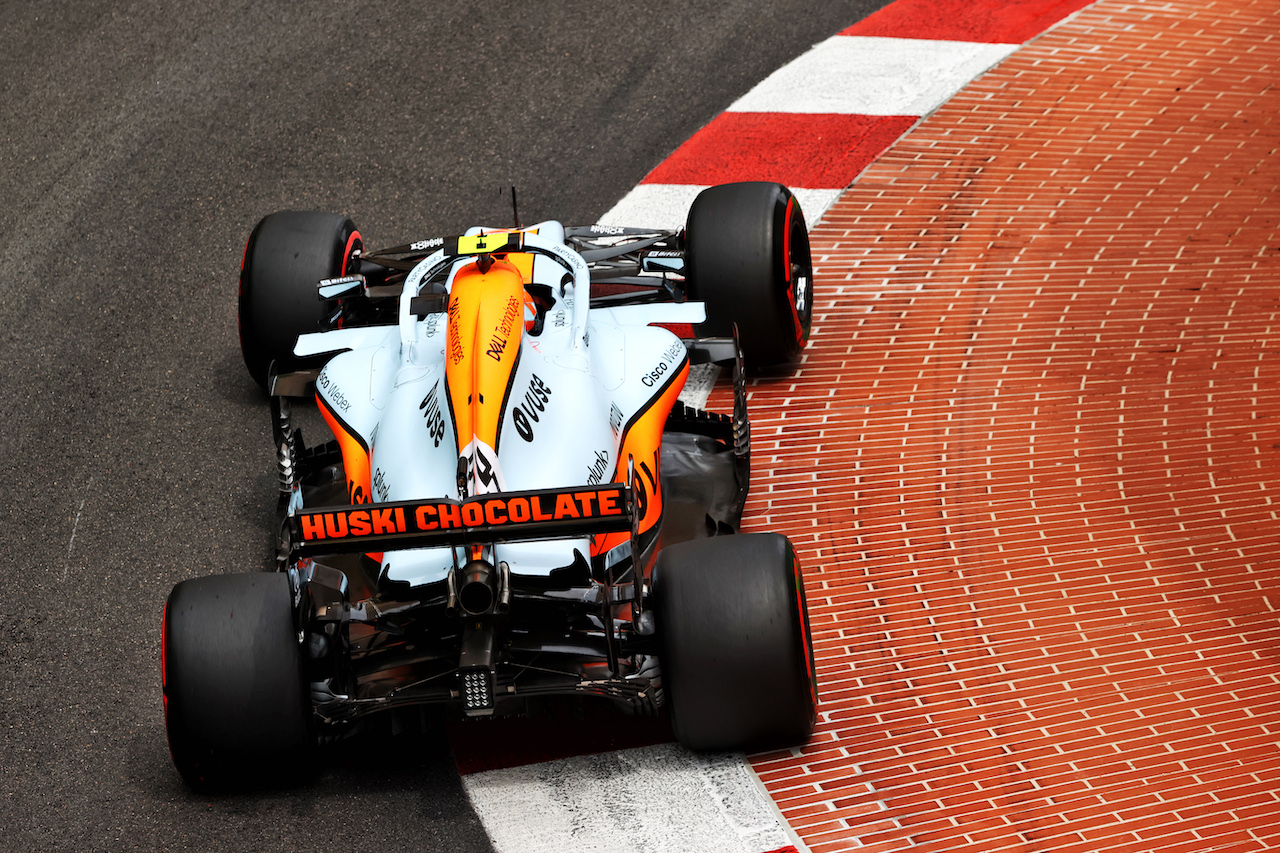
[727,35,1018,117]
[462,743,800,853]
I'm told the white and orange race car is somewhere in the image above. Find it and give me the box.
[161,182,817,788]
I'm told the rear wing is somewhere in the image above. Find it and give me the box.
[288,483,633,557]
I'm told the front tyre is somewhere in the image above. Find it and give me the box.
[238,210,362,390]
[653,533,818,752]
[684,182,813,371]
[162,573,313,790]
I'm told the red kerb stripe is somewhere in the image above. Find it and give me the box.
[842,0,1093,43]
[643,112,917,188]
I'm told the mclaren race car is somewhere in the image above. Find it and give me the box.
[161,182,818,788]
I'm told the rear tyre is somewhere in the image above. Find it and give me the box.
[239,210,362,390]
[162,573,313,790]
[652,533,817,752]
[684,182,813,371]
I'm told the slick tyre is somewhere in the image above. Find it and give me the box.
[684,182,813,371]
[162,573,313,790]
[653,533,817,752]
[239,210,362,390]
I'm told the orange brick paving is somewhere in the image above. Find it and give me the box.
[738,0,1280,850]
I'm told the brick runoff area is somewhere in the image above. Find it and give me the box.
[739,1,1280,851]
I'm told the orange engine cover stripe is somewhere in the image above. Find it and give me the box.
[445,258,526,457]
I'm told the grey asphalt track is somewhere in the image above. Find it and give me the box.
[0,2,890,850]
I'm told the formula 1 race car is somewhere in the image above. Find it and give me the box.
[161,182,817,788]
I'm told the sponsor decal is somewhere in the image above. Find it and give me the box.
[447,298,465,366]
[630,451,659,522]
[586,449,610,486]
[410,237,444,252]
[589,225,625,235]
[373,468,390,502]
[424,311,443,337]
[486,295,522,362]
[609,403,624,439]
[319,274,363,289]
[316,368,352,412]
[330,387,352,413]
[302,506,409,540]
[295,484,629,545]
[641,362,669,388]
[641,341,686,388]
[512,374,552,443]
[419,380,446,447]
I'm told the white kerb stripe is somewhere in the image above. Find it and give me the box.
[597,184,703,230]
[462,743,809,853]
[599,185,843,230]
[727,35,1019,117]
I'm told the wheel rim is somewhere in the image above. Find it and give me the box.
[792,263,811,331]
[785,203,814,346]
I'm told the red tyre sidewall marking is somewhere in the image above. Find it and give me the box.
[792,545,818,708]
[338,229,363,331]
[781,196,805,345]
[160,599,176,762]
[342,230,362,275]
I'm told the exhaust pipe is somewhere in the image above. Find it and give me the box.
[458,559,497,616]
